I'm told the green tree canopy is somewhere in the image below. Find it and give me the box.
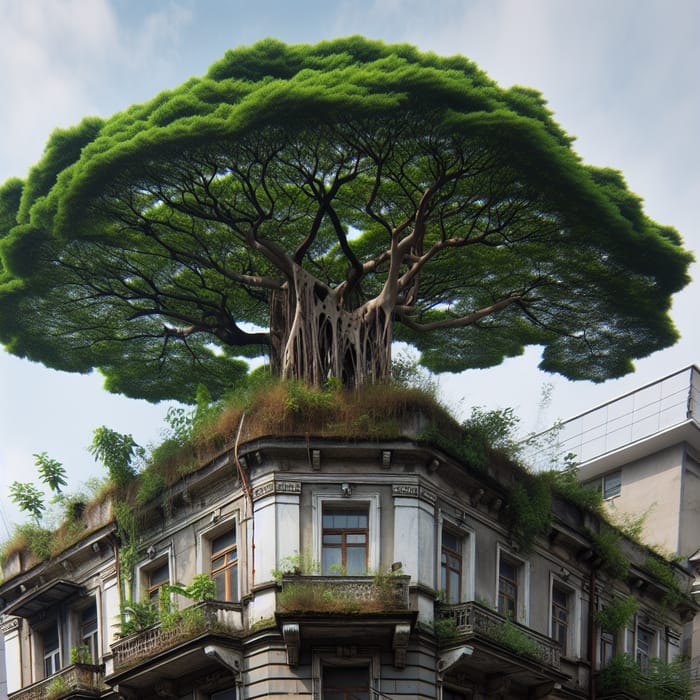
[0,37,692,402]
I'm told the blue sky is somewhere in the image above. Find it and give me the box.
[1,0,699,533]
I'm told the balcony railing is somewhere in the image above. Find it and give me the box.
[437,601,561,671]
[110,600,241,672]
[522,365,700,471]
[9,664,105,700]
[278,575,410,613]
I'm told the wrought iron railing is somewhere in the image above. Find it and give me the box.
[110,600,241,672]
[9,664,105,700]
[437,600,561,670]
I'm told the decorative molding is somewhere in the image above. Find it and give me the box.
[392,484,419,498]
[1,617,19,633]
[276,480,302,495]
[252,479,302,501]
[393,623,411,668]
[420,487,437,505]
[283,623,300,666]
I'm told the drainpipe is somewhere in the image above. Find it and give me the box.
[233,413,255,590]
[589,563,596,700]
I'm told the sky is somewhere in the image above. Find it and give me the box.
[0,0,698,535]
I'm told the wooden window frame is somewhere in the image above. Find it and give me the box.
[210,528,238,602]
[321,506,369,576]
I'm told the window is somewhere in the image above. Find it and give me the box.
[441,530,462,604]
[147,560,170,603]
[444,691,469,700]
[322,507,368,575]
[587,470,622,499]
[211,528,238,601]
[322,666,370,700]
[79,603,98,664]
[498,559,518,619]
[551,584,569,655]
[636,625,653,673]
[600,631,615,667]
[42,624,61,677]
[211,690,237,700]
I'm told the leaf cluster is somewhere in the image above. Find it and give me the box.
[0,37,691,401]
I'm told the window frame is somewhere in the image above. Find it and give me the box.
[586,470,622,500]
[440,529,463,604]
[636,624,654,673]
[41,622,61,678]
[209,526,239,602]
[135,551,171,604]
[549,576,580,658]
[77,600,99,664]
[321,506,369,576]
[313,494,380,575]
[496,545,529,625]
[312,648,380,700]
[600,630,615,668]
[322,664,371,699]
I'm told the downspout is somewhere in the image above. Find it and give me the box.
[233,413,255,590]
[589,563,596,700]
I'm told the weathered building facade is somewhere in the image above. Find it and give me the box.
[0,397,695,699]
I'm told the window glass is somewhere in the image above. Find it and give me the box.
[600,631,615,667]
[551,585,569,655]
[441,530,463,604]
[42,624,60,677]
[211,690,237,700]
[603,471,622,499]
[323,666,369,700]
[80,603,99,663]
[637,626,653,673]
[322,507,368,575]
[147,561,170,603]
[444,691,469,700]
[498,559,518,619]
[211,527,238,601]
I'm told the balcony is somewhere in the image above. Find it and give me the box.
[523,365,700,472]
[10,664,106,700]
[275,575,416,668]
[436,601,568,695]
[105,601,243,695]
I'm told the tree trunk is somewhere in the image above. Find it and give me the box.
[269,265,393,388]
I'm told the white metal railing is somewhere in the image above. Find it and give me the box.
[522,366,700,471]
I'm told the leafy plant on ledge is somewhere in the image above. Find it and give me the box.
[596,654,690,700]
[278,575,404,614]
[45,675,71,700]
[492,620,546,663]
[70,644,93,665]
[595,596,639,634]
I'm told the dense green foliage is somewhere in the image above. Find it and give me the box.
[0,37,691,400]
[596,654,691,699]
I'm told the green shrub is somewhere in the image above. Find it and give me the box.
[597,654,690,699]
[643,556,686,611]
[595,596,639,633]
[433,615,458,641]
[492,620,545,662]
[508,475,552,553]
[589,527,629,579]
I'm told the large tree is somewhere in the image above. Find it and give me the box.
[0,38,692,402]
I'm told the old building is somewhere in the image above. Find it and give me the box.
[532,365,700,694]
[0,388,695,699]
